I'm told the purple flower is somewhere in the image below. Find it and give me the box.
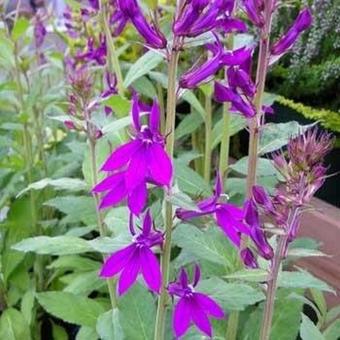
[270,8,312,62]
[34,16,47,49]
[214,81,256,118]
[101,72,118,99]
[93,95,172,214]
[88,0,99,10]
[240,248,258,268]
[100,211,163,295]
[168,265,225,338]
[180,39,251,89]
[77,34,107,66]
[176,175,251,247]
[114,0,167,49]
[241,0,265,27]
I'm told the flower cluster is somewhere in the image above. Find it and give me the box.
[93,95,172,215]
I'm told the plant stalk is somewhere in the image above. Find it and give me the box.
[204,87,213,182]
[100,0,124,95]
[154,48,180,340]
[226,311,239,340]
[245,5,273,197]
[259,209,299,340]
[88,137,118,309]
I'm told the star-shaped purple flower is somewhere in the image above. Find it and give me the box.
[100,210,163,295]
[93,95,173,215]
[168,265,225,338]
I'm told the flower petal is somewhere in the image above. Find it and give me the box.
[190,299,212,337]
[118,250,141,295]
[148,143,173,186]
[99,180,127,209]
[100,244,136,278]
[125,149,148,190]
[173,298,192,338]
[195,293,225,318]
[149,99,160,133]
[216,209,241,247]
[93,171,125,193]
[127,181,148,215]
[140,247,161,293]
[100,140,140,171]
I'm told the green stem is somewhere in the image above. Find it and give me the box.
[219,107,231,178]
[100,0,124,95]
[260,209,299,340]
[204,88,213,182]
[88,138,118,308]
[225,311,239,340]
[154,48,180,340]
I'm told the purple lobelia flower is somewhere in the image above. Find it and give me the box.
[77,34,107,66]
[88,0,99,10]
[34,15,47,49]
[180,37,252,89]
[270,8,312,63]
[214,81,256,117]
[176,175,251,248]
[100,210,163,295]
[112,0,167,49]
[93,95,172,215]
[101,72,118,99]
[241,0,265,28]
[168,265,225,338]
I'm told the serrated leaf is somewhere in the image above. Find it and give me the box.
[198,277,265,311]
[36,291,105,328]
[47,255,100,271]
[230,157,279,177]
[300,314,324,340]
[89,235,131,253]
[259,121,314,155]
[97,309,124,340]
[12,236,93,255]
[287,248,329,258]
[124,51,164,87]
[224,269,268,282]
[174,160,212,196]
[63,271,105,295]
[278,270,335,293]
[0,308,31,340]
[119,284,156,340]
[173,224,234,267]
[44,196,96,225]
[17,178,87,197]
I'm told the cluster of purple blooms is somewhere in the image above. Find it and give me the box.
[59,0,316,337]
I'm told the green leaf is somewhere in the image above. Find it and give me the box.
[47,255,100,272]
[323,320,340,340]
[287,248,328,258]
[259,121,314,155]
[230,157,279,177]
[300,314,325,340]
[181,90,206,120]
[173,224,234,267]
[36,291,105,328]
[212,115,247,148]
[242,289,304,340]
[132,76,157,98]
[76,327,98,340]
[12,236,93,255]
[17,178,88,197]
[103,95,131,118]
[175,111,203,140]
[174,160,212,196]
[166,191,200,211]
[119,284,156,340]
[278,271,335,293]
[63,271,105,295]
[124,51,164,87]
[52,323,68,340]
[0,308,31,340]
[97,309,124,340]
[89,235,130,254]
[11,18,30,41]
[224,269,268,282]
[44,196,96,225]
[21,290,35,325]
[198,278,265,311]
